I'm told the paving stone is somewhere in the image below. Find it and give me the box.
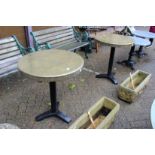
[130,120,150,129]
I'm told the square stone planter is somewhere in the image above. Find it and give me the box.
[118,70,151,103]
[69,97,120,129]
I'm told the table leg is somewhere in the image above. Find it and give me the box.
[96,47,118,85]
[117,45,136,70]
[96,42,99,53]
[35,81,72,123]
[150,38,154,45]
[136,46,147,58]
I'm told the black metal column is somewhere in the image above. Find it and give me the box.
[50,82,57,112]
[149,38,154,46]
[117,45,136,70]
[35,82,72,123]
[96,47,118,85]
[136,46,147,58]
[108,47,115,75]
[128,46,135,61]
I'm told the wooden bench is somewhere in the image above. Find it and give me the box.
[0,35,32,78]
[30,26,91,58]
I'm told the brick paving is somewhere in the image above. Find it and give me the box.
[0,27,155,129]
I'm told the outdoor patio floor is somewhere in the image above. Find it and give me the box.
[0,27,155,129]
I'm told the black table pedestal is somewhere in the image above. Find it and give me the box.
[149,38,154,46]
[96,73,118,84]
[35,82,72,123]
[96,47,118,85]
[135,46,147,58]
[117,45,136,70]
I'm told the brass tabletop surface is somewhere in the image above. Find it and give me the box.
[94,32,134,47]
[18,49,84,81]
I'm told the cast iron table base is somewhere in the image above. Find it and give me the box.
[96,47,118,85]
[135,46,147,58]
[117,46,136,70]
[35,82,72,123]
[96,73,118,84]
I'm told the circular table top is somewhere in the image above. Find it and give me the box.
[131,36,151,46]
[151,99,155,129]
[133,30,155,39]
[18,49,84,81]
[94,32,134,47]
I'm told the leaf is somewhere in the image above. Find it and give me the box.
[80,78,85,82]
[68,83,76,91]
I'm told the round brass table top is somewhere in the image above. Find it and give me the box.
[94,32,134,47]
[18,49,84,81]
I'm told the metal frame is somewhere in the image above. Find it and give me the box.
[117,45,136,70]
[96,47,118,85]
[35,81,72,123]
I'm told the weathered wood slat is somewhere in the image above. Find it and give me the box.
[57,42,89,51]
[0,50,21,60]
[0,37,15,44]
[0,63,17,75]
[0,69,18,77]
[34,26,72,36]
[51,38,78,48]
[0,36,25,78]
[38,35,75,45]
[0,55,22,67]
[0,41,17,50]
[0,60,17,69]
[36,28,73,40]
[0,46,19,55]
[38,32,74,44]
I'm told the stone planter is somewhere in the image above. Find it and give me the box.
[69,97,120,129]
[118,70,151,103]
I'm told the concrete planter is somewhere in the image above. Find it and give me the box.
[69,97,120,129]
[118,70,151,103]
[0,123,19,129]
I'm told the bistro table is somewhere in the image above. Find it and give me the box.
[94,32,133,85]
[131,30,155,56]
[18,49,84,123]
[132,29,155,40]
[117,36,151,70]
[151,99,155,129]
